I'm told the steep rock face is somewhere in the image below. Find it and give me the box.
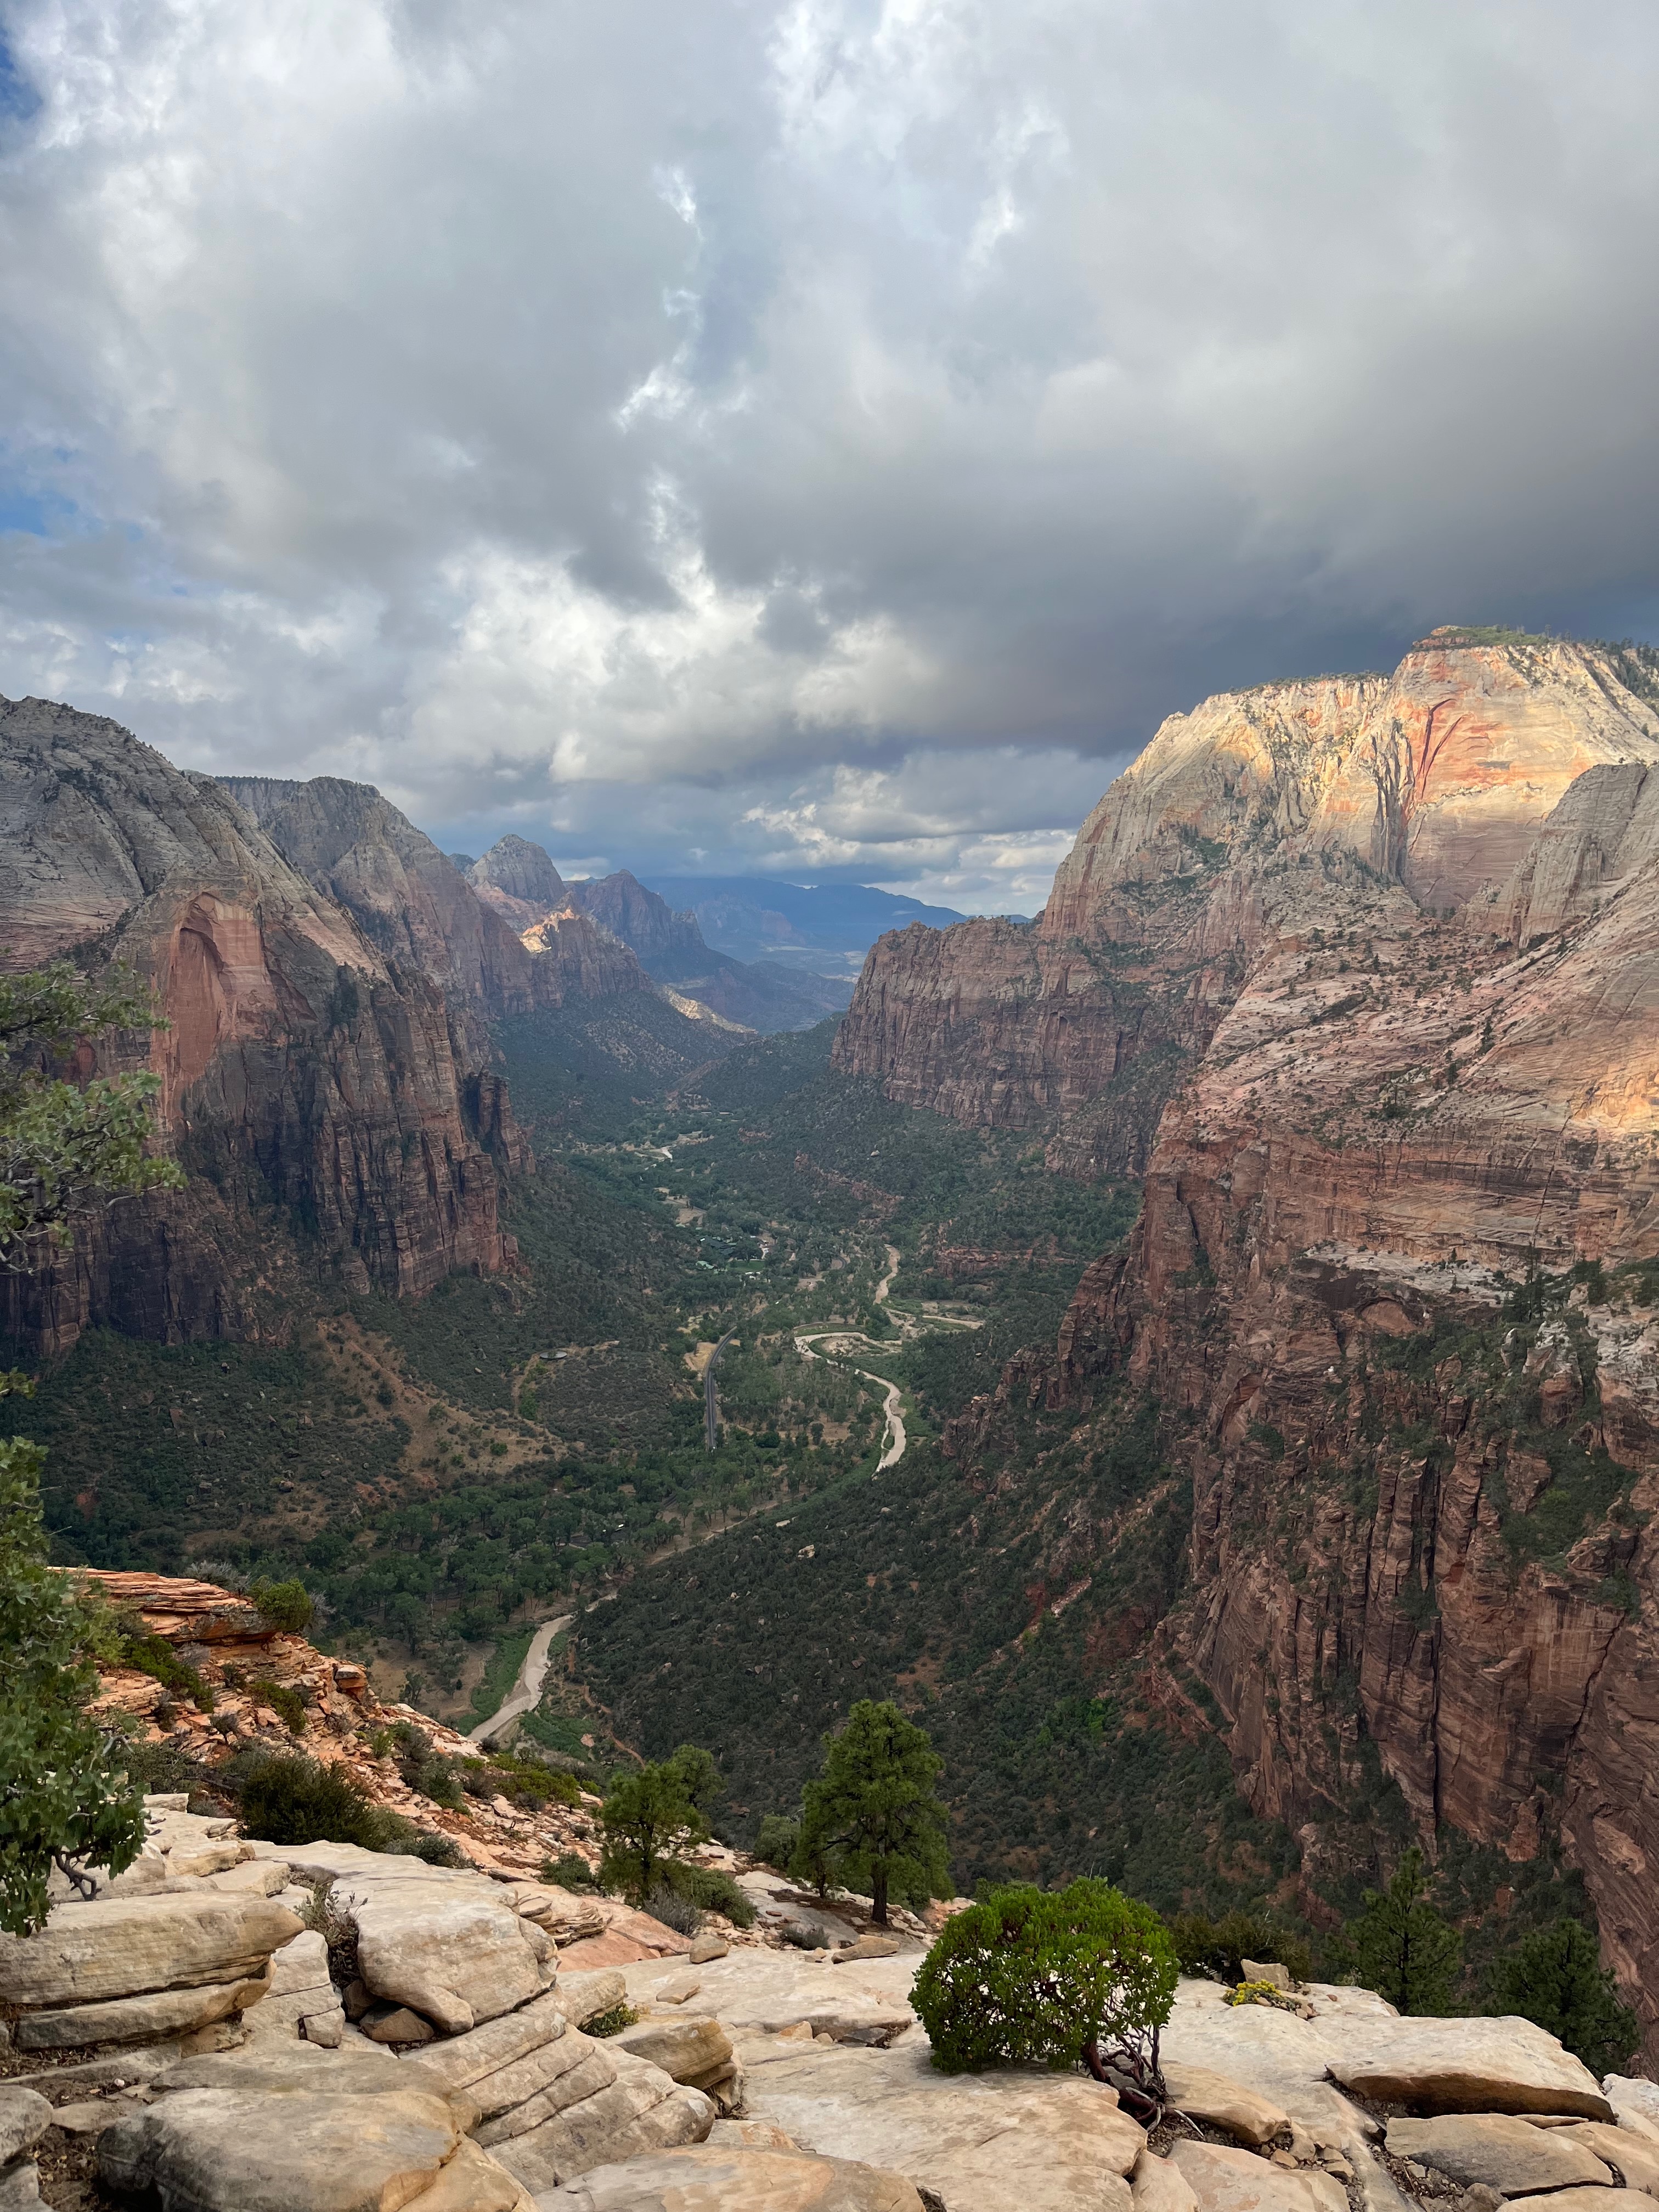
[221,776,529,1025]
[837,635,1659,1169]
[995,799,1659,2044]
[466,834,566,930]
[923,644,1659,2049]
[0,701,522,1356]
[223,785,648,1017]
[565,868,706,972]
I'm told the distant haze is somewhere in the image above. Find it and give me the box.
[2,3,1657,911]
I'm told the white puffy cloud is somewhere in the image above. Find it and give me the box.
[1,0,1657,911]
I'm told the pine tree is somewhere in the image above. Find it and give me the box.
[1349,1846,1462,2015]
[0,958,179,1933]
[797,1699,951,1926]
[1488,1919,1640,2075]
[599,1744,720,1900]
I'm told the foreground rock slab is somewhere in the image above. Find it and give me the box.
[1163,2063,1291,2147]
[1170,2143,1346,2212]
[1386,2115,1613,2194]
[1327,2019,1612,2120]
[98,2083,464,2212]
[0,1891,302,2010]
[532,2143,926,2210]
[740,2036,1144,2212]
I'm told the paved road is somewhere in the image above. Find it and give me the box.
[704,1328,738,1451]
[468,1612,572,1747]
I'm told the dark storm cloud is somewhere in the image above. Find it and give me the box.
[1,0,1657,908]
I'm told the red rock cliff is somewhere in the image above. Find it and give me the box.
[0,701,526,1355]
[937,637,1659,2046]
[836,633,1659,1172]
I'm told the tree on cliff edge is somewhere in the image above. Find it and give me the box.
[0,960,181,1934]
[797,1699,951,1927]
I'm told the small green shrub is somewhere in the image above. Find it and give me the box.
[122,1632,214,1713]
[645,1880,703,1936]
[659,1859,757,1928]
[230,1752,409,1852]
[1169,1910,1312,1987]
[912,1879,1178,2097]
[250,1679,308,1735]
[586,2002,640,2038]
[408,1830,467,1868]
[250,1577,314,1633]
[543,1851,599,1890]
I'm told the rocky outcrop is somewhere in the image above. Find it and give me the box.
[223,781,650,1021]
[565,870,706,974]
[467,836,567,930]
[836,634,1659,1170]
[0,701,526,1356]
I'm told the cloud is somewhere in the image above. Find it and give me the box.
[1,0,1657,912]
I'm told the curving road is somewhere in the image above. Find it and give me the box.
[469,1613,572,1747]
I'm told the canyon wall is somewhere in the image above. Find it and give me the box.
[837,632,1659,1172]
[923,631,1659,2044]
[222,782,649,1017]
[0,703,528,1355]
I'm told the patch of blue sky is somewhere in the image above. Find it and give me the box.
[0,25,40,126]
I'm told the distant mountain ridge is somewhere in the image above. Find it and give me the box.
[458,842,853,1034]
[644,875,972,969]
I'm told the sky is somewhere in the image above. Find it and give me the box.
[3,2,1659,913]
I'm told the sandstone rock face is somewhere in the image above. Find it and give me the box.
[0,1890,301,2010]
[98,2079,462,2212]
[534,2143,928,2211]
[224,778,647,1022]
[1161,2063,1291,2147]
[737,2035,1144,2212]
[1384,2115,1613,2193]
[565,871,705,974]
[906,636,1659,2056]
[466,835,567,930]
[1168,2141,1346,2212]
[835,634,1659,1169]
[1325,2019,1612,2119]
[0,700,522,1354]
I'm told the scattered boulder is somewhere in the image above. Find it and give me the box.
[613,2018,741,2109]
[98,2080,464,2212]
[0,1890,302,2013]
[365,2007,439,2046]
[1327,2019,1613,2120]
[1169,2142,1346,2212]
[1555,2124,1659,2196]
[834,1938,901,1963]
[1162,2063,1293,2148]
[1605,2083,1659,2147]
[0,2088,51,2212]
[1132,2148,1201,2212]
[1242,1963,1293,1992]
[554,1972,629,2032]
[689,1935,730,1965]
[533,2142,927,2209]
[1509,2194,1655,2212]
[353,1876,547,2034]
[1385,2115,1614,2195]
